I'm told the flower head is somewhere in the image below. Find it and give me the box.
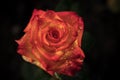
[16,9,85,76]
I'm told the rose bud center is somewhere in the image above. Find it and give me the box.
[49,29,59,39]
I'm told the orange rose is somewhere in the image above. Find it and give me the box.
[16,9,85,76]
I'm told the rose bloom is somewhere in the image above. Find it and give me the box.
[16,9,85,76]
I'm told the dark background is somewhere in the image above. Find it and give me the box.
[1,0,120,80]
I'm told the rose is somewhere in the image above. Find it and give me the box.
[16,9,85,76]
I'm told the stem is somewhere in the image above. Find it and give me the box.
[50,72,62,80]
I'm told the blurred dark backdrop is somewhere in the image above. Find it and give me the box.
[1,0,120,80]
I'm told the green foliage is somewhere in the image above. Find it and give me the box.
[21,61,90,80]
[21,61,51,80]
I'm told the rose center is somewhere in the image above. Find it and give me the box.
[50,29,59,39]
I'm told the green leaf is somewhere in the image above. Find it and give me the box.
[21,61,51,80]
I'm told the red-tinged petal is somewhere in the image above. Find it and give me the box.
[72,47,85,60]
[57,12,84,47]
[32,9,45,17]
[57,12,79,26]
[46,46,84,76]
[29,47,54,76]
[36,46,59,61]
[78,18,84,47]
[24,9,45,32]
[16,35,38,63]
[44,10,62,21]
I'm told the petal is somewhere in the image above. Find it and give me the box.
[72,47,85,60]
[57,12,84,45]
[24,9,45,32]
[46,45,85,76]
[77,18,84,47]
[16,33,37,62]
[43,10,62,20]
[57,12,79,26]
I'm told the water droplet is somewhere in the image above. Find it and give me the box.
[79,26,83,30]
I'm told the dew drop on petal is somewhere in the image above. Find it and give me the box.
[79,26,83,30]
